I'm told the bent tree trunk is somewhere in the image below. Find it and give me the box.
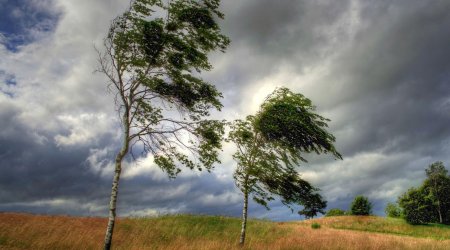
[104,113,130,250]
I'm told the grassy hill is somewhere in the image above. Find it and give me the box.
[1,213,449,249]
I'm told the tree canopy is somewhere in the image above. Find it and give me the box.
[350,195,372,216]
[398,186,435,225]
[398,161,450,225]
[385,202,402,218]
[325,208,347,217]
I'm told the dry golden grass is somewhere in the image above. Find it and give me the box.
[1,212,449,250]
[301,216,450,240]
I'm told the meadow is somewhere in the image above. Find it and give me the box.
[1,213,449,250]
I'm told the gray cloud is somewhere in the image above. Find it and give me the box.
[1,0,450,220]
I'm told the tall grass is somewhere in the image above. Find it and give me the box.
[1,213,449,249]
[305,216,450,240]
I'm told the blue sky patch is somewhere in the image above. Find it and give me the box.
[0,0,61,52]
[5,75,16,86]
[0,70,16,97]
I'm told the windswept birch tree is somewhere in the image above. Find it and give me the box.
[97,0,229,249]
[228,88,342,245]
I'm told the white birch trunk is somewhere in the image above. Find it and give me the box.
[239,189,249,246]
[239,174,250,246]
[103,112,130,250]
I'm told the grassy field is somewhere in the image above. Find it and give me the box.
[302,215,450,240]
[1,212,449,249]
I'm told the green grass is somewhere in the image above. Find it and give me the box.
[319,216,450,240]
[116,214,290,245]
[0,236,7,246]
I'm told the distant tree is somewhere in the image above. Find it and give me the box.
[384,202,402,218]
[325,208,347,217]
[97,0,229,249]
[398,187,435,225]
[228,88,341,245]
[350,195,372,215]
[423,161,450,224]
[298,192,327,219]
[398,161,450,225]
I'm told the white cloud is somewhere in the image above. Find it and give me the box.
[197,191,241,207]
[54,113,117,146]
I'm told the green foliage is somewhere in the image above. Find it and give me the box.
[424,161,450,224]
[325,208,347,217]
[298,193,327,219]
[228,88,341,216]
[398,162,450,225]
[385,202,402,218]
[99,0,230,176]
[255,88,342,159]
[398,187,435,225]
[350,196,372,216]
[426,161,448,177]
[311,223,321,229]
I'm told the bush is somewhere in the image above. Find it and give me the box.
[325,208,346,217]
[397,162,450,225]
[385,202,402,218]
[350,195,372,215]
[311,222,321,229]
[398,187,435,224]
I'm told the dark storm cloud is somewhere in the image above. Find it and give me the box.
[0,108,107,205]
[335,0,450,156]
[223,0,350,57]
[208,0,351,108]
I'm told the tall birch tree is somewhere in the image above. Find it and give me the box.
[97,0,229,249]
[228,88,342,245]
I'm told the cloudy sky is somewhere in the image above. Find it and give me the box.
[1,0,450,221]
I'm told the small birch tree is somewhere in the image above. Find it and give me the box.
[97,0,229,249]
[228,88,341,245]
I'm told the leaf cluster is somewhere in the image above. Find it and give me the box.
[350,195,372,216]
[325,208,347,217]
[398,186,436,225]
[398,162,450,224]
[98,0,230,177]
[255,88,342,159]
[385,202,402,218]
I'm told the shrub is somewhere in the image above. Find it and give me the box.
[311,222,321,229]
[398,187,435,224]
[325,208,346,217]
[385,202,402,218]
[350,195,372,215]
